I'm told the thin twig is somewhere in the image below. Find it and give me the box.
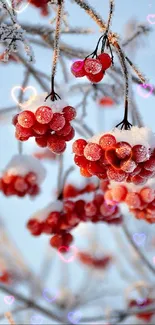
[122,222,155,275]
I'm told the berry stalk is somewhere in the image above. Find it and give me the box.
[46,0,64,101]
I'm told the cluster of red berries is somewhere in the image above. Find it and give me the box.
[71,53,111,83]
[73,134,155,184]
[13,105,76,154]
[29,0,49,16]
[105,184,155,223]
[63,182,97,198]
[78,252,112,269]
[0,171,40,197]
[129,298,155,322]
[27,189,122,250]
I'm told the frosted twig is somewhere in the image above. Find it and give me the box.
[122,223,155,275]
[0,1,34,61]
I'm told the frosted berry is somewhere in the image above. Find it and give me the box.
[35,135,48,147]
[111,185,128,202]
[144,157,155,171]
[107,166,127,182]
[49,113,65,131]
[132,145,150,163]
[86,71,104,83]
[140,187,155,203]
[120,159,137,173]
[87,161,104,175]
[33,122,48,135]
[63,127,75,141]
[84,143,102,161]
[115,142,132,160]
[56,122,72,136]
[15,123,33,140]
[131,174,147,185]
[99,134,116,150]
[84,58,102,75]
[98,53,112,70]
[63,106,76,121]
[71,60,85,77]
[35,106,53,124]
[73,139,87,156]
[47,135,66,154]
[74,155,88,168]
[125,192,141,208]
[18,110,35,128]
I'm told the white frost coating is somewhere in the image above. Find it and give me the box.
[5,155,46,183]
[21,92,68,114]
[89,126,155,149]
[31,200,63,221]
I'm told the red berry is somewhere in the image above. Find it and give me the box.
[98,53,112,70]
[33,122,48,135]
[35,135,48,147]
[71,60,85,77]
[139,168,155,178]
[132,145,150,163]
[84,58,102,75]
[62,106,76,121]
[104,190,115,205]
[74,155,88,168]
[140,187,155,203]
[107,166,127,182]
[63,127,75,141]
[47,135,66,154]
[84,202,97,217]
[84,142,102,161]
[80,167,92,177]
[130,165,142,176]
[27,219,43,236]
[18,110,35,128]
[86,71,104,83]
[12,114,19,126]
[87,161,104,175]
[73,139,87,156]
[35,106,53,124]
[56,122,72,136]
[115,142,132,160]
[131,174,147,185]
[50,113,65,131]
[15,123,33,139]
[100,202,116,216]
[99,134,116,150]
[111,185,128,202]
[120,159,137,173]
[25,172,37,185]
[125,192,141,208]
[144,157,155,171]
[14,176,28,193]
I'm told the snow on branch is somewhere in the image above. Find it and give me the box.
[0,0,34,62]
